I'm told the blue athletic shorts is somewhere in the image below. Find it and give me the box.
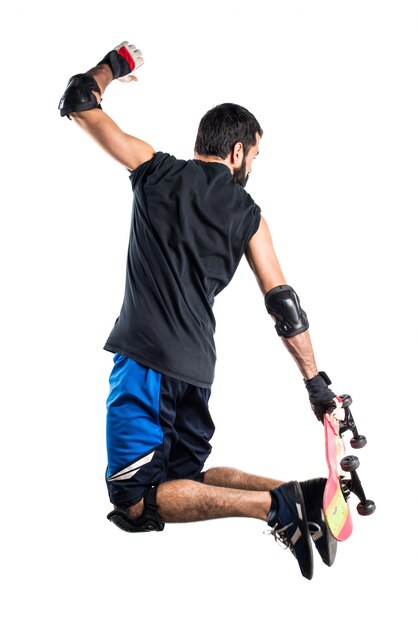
[106,353,215,506]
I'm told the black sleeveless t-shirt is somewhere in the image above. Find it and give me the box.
[104,152,261,388]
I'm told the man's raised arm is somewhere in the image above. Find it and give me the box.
[58,42,155,171]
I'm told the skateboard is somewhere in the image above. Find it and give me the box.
[323,395,376,541]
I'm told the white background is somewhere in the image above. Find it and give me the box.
[1,1,417,623]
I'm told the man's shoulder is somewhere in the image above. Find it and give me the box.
[129,151,182,187]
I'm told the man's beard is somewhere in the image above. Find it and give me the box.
[233,159,248,188]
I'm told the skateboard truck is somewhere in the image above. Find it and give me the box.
[337,394,367,448]
[340,456,376,516]
[333,395,376,517]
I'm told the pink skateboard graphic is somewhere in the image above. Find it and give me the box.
[322,396,375,541]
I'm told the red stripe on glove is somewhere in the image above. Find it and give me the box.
[117,46,135,71]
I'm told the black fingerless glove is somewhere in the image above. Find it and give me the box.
[98,49,133,80]
[304,371,336,421]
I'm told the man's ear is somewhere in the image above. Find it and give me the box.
[230,141,244,165]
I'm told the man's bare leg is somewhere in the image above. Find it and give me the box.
[202,466,283,491]
[157,479,271,522]
[126,477,273,523]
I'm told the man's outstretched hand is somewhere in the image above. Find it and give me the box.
[98,41,144,82]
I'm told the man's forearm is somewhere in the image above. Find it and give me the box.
[86,63,114,101]
[281,330,318,380]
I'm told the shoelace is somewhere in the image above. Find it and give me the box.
[265,520,323,548]
[264,522,294,551]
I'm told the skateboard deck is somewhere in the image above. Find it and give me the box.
[322,395,376,541]
[323,409,353,541]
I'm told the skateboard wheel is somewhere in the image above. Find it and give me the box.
[350,434,367,449]
[341,455,360,472]
[357,500,376,516]
[341,394,352,408]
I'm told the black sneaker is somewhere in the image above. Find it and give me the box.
[300,478,337,567]
[267,481,314,580]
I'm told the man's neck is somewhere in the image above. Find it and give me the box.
[194,153,233,174]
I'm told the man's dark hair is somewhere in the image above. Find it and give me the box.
[194,103,263,158]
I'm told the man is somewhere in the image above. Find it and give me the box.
[59,42,340,580]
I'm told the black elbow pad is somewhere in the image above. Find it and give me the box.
[58,73,102,118]
[265,285,309,338]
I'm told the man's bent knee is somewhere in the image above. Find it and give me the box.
[107,486,164,533]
